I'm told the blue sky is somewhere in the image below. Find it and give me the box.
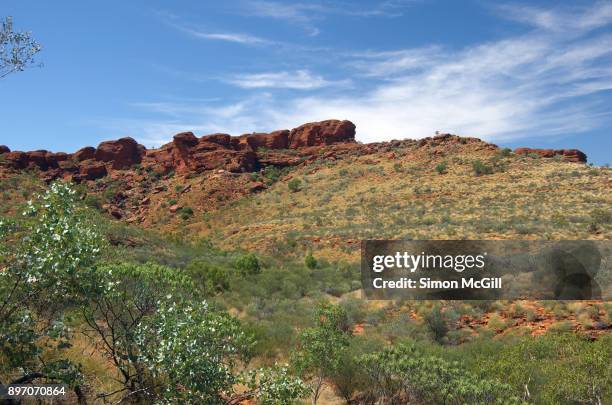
[2,0,611,165]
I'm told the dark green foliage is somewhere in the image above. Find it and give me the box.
[294,303,352,405]
[83,194,102,210]
[186,259,230,295]
[435,161,448,174]
[499,147,512,157]
[180,206,194,220]
[425,305,449,343]
[235,252,261,275]
[472,159,494,175]
[288,178,302,192]
[329,336,383,402]
[358,342,524,404]
[263,166,282,185]
[0,182,101,388]
[305,250,317,269]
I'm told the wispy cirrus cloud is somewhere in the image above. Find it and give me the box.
[242,0,418,36]
[496,1,612,32]
[174,26,272,45]
[157,10,274,45]
[127,2,612,148]
[226,70,348,89]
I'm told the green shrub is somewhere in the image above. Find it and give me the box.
[263,166,282,185]
[472,160,493,176]
[424,305,449,343]
[235,252,261,275]
[180,206,194,220]
[84,194,102,210]
[499,147,512,157]
[358,343,523,404]
[304,251,317,269]
[288,178,302,192]
[435,161,448,174]
[185,260,230,295]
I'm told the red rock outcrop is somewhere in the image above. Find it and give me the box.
[74,147,95,161]
[241,130,290,150]
[95,137,144,169]
[200,133,231,147]
[514,148,587,163]
[288,120,356,148]
[3,151,28,169]
[77,160,107,181]
[1,120,589,184]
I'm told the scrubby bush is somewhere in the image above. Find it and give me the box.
[235,252,261,275]
[185,259,230,295]
[84,193,103,210]
[288,178,302,192]
[0,182,101,391]
[435,161,448,174]
[305,250,317,269]
[472,160,493,176]
[358,342,523,404]
[263,166,282,185]
[294,304,352,405]
[425,304,449,343]
[137,300,253,403]
[180,206,194,220]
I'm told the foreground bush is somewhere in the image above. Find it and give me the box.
[358,343,524,404]
[0,182,101,392]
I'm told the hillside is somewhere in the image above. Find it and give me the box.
[1,120,609,260]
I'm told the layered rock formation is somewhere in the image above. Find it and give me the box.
[513,148,587,163]
[0,119,357,181]
[1,119,588,184]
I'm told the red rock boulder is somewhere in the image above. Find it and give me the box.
[189,149,257,173]
[244,130,290,150]
[289,120,356,148]
[173,132,198,148]
[25,150,49,170]
[95,137,144,169]
[200,133,231,147]
[74,146,96,161]
[78,160,108,180]
[3,151,28,169]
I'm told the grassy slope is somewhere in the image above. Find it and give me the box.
[178,144,611,260]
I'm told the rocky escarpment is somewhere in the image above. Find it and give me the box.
[0,119,357,182]
[513,148,587,163]
[0,120,588,184]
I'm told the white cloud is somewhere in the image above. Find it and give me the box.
[226,70,345,89]
[242,0,417,35]
[158,11,273,45]
[179,27,271,45]
[496,1,612,33]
